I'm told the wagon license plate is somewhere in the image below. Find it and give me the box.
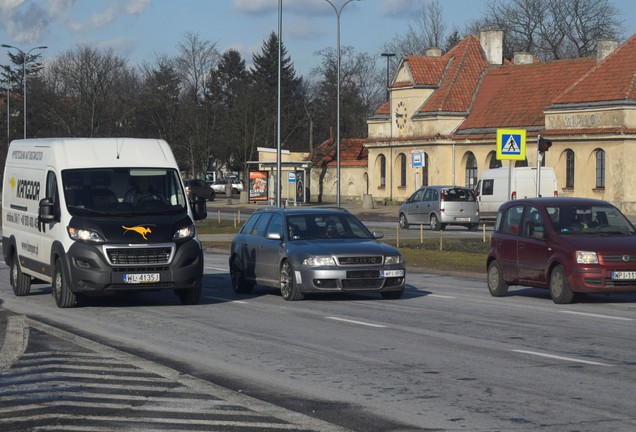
[611,271,636,280]
[124,273,160,284]
[382,270,404,277]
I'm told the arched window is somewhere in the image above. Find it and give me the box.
[399,153,407,187]
[465,153,477,188]
[423,153,429,186]
[488,151,502,169]
[379,154,386,187]
[515,159,528,167]
[566,149,575,188]
[595,149,605,188]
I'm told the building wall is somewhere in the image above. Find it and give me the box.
[308,165,368,203]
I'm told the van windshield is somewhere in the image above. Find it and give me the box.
[62,168,188,216]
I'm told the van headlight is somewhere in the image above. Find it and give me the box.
[67,227,105,243]
[576,251,598,264]
[303,256,336,266]
[173,224,196,240]
[385,255,402,265]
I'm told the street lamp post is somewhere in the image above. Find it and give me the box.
[381,53,395,100]
[325,0,359,207]
[1,44,47,139]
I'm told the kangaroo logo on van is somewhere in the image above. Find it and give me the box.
[122,225,153,240]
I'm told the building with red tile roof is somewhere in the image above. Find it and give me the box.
[363,30,636,214]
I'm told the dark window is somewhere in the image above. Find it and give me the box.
[488,152,502,169]
[266,213,283,237]
[502,205,525,235]
[422,153,429,186]
[379,154,386,187]
[566,149,575,188]
[444,188,475,202]
[482,179,494,196]
[596,149,605,188]
[465,153,477,188]
[253,213,273,237]
[399,153,407,187]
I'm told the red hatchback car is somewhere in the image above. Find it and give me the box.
[487,197,636,304]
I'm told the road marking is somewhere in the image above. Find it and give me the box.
[512,349,611,367]
[325,317,387,328]
[204,296,248,304]
[205,266,228,272]
[428,294,455,299]
[559,310,633,321]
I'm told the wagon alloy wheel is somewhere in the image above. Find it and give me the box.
[230,256,253,293]
[280,260,303,301]
[550,265,574,304]
[430,214,441,231]
[52,259,76,308]
[487,260,509,297]
[10,256,31,296]
[399,213,409,229]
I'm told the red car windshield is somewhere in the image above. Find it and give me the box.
[547,205,635,235]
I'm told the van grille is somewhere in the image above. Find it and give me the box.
[105,246,174,265]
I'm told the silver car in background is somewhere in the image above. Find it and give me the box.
[230,207,406,300]
[399,185,480,231]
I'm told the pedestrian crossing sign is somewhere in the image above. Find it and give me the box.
[496,128,526,160]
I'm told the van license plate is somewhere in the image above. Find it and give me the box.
[124,273,160,284]
[611,271,636,280]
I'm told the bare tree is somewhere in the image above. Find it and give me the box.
[382,0,447,58]
[481,0,624,60]
[42,45,138,137]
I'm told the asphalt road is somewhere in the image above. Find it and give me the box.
[1,252,636,431]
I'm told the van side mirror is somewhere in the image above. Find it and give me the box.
[191,195,207,221]
[38,197,58,232]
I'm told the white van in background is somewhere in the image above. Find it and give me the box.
[2,138,208,308]
[475,167,558,220]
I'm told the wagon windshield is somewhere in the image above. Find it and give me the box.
[547,205,636,235]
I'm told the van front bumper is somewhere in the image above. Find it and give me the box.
[63,239,203,293]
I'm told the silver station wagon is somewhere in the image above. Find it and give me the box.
[399,185,480,231]
[230,207,406,300]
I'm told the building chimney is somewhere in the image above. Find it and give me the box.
[513,52,534,64]
[426,47,442,57]
[480,29,503,65]
[596,39,618,61]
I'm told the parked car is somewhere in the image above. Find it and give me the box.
[487,197,636,304]
[399,185,480,231]
[183,179,215,201]
[211,178,243,194]
[229,207,405,300]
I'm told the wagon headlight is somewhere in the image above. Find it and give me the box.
[67,227,105,243]
[576,250,598,264]
[174,224,196,239]
[384,255,402,265]
[303,256,336,266]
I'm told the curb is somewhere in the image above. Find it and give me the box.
[0,310,28,371]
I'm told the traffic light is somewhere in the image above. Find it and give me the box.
[538,136,552,152]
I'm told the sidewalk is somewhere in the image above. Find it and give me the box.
[206,198,399,222]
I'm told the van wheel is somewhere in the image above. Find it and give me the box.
[550,265,574,304]
[487,260,508,297]
[10,256,31,296]
[430,214,441,231]
[176,285,201,305]
[52,259,76,308]
[280,260,303,301]
[399,213,410,229]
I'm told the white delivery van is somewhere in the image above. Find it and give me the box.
[475,167,557,220]
[2,138,208,308]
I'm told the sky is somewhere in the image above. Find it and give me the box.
[0,0,635,79]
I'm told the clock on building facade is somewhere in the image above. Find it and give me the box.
[395,101,407,129]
